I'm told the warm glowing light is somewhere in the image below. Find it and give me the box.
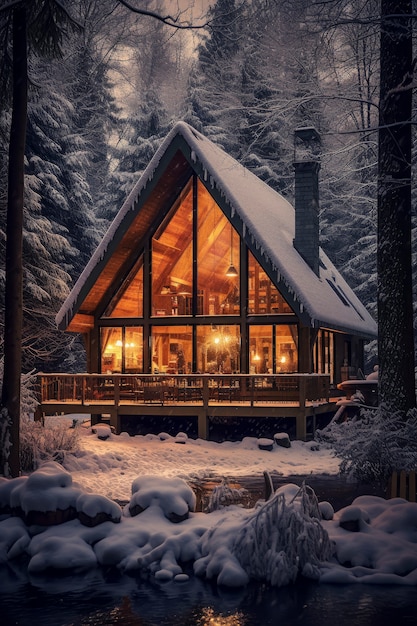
[214,337,220,344]
[225,263,238,277]
[115,340,123,347]
[280,356,286,363]
[197,607,246,625]
[253,354,261,361]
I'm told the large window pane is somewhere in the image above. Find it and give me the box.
[196,325,240,373]
[248,252,293,314]
[249,325,273,374]
[275,325,298,373]
[124,327,143,373]
[152,182,193,317]
[100,327,143,373]
[151,326,192,374]
[100,328,122,373]
[197,182,240,315]
[249,324,298,374]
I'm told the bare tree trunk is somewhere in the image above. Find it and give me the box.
[377,0,416,417]
[0,7,27,477]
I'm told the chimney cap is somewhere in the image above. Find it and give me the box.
[294,126,320,143]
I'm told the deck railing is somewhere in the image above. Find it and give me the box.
[38,372,330,408]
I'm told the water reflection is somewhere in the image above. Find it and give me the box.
[196,607,245,625]
[0,565,416,626]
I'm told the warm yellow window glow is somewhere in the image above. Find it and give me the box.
[197,181,240,315]
[151,182,193,317]
[249,325,298,374]
[150,326,192,374]
[248,251,293,314]
[103,257,144,318]
[275,325,298,372]
[197,325,241,373]
[100,327,143,373]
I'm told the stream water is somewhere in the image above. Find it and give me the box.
[1,565,416,626]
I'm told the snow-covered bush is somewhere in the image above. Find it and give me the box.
[206,478,250,512]
[0,363,82,473]
[0,364,39,420]
[0,365,41,473]
[317,406,417,485]
[20,418,80,472]
[20,370,39,418]
[195,483,332,588]
[231,483,332,586]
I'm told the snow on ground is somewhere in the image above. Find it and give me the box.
[2,415,417,589]
[59,416,341,501]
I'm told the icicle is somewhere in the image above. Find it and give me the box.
[191,150,197,162]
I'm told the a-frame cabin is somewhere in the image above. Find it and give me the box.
[47,122,377,439]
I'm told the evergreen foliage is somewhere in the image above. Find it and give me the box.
[100,89,169,222]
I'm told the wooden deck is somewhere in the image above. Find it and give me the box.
[36,373,336,440]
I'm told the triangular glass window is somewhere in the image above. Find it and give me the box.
[248,251,293,314]
[103,255,144,318]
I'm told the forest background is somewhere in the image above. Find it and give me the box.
[0,0,415,377]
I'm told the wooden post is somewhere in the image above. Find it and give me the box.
[109,410,121,435]
[202,376,210,407]
[81,376,86,405]
[299,376,307,408]
[114,376,120,408]
[197,409,208,440]
[296,410,307,441]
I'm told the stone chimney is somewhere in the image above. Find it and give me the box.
[293,127,321,276]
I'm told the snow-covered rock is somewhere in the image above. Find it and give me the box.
[128,475,196,522]
[76,493,122,527]
[10,462,81,525]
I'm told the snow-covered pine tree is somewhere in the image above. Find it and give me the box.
[235,1,288,194]
[100,89,169,222]
[22,64,96,371]
[183,0,247,153]
[317,0,379,340]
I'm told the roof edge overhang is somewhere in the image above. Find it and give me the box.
[56,130,195,331]
[57,121,377,341]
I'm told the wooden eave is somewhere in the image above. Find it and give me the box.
[65,142,193,332]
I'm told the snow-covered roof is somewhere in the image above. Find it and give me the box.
[56,121,377,338]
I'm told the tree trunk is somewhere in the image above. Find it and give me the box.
[0,7,27,477]
[377,0,416,417]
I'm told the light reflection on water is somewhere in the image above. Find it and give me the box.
[1,566,417,626]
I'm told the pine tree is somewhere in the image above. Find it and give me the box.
[317,0,379,331]
[101,89,169,222]
[184,0,247,153]
[22,63,97,370]
[0,0,79,477]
